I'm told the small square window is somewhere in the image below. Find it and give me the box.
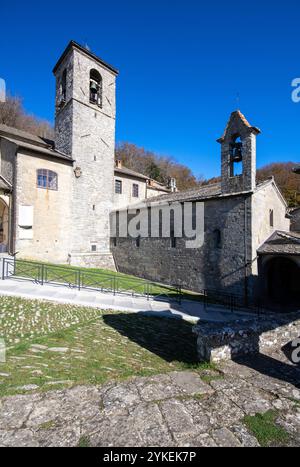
[91,245,97,252]
[132,183,139,197]
[115,179,122,194]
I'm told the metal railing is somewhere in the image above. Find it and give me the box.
[1,257,182,304]
[1,257,272,314]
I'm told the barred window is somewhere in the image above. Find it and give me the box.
[132,183,139,197]
[37,169,58,190]
[115,179,122,194]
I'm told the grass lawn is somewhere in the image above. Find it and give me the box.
[11,259,203,302]
[0,295,214,398]
[243,410,290,447]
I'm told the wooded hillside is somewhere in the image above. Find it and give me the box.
[0,95,53,138]
[1,96,299,204]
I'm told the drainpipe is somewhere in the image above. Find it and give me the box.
[244,196,249,306]
[9,148,18,256]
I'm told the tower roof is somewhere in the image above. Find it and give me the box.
[217,110,261,143]
[53,40,119,75]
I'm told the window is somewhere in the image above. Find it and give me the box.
[213,229,221,248]
[132,183,139,197]
[89,69,102,107]
[37,169,58,190]
[60,69,67,101]
[170,228,176,248]
[270,209,274,227]
[115,179,122,194]
[91,244,97,252]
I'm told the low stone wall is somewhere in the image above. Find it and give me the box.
[193,315,300,363]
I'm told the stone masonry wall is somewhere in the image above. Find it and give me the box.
[193,316,300,363]
[54,46,117,268]
[112,194,252,296]
[15,151,73,263]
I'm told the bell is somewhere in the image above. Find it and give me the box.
[231,142,243,162]
[90,81,98,92]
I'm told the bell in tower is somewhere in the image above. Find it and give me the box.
[230,140,243,163]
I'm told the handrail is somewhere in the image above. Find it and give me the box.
[2,257,270,313]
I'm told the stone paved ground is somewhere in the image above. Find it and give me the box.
[0,356,299,447]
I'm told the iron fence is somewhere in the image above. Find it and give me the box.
[1,257,272,314]
[1,257,182,304]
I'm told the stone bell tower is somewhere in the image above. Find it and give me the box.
[217,110,261,194]
[53,41,118,268]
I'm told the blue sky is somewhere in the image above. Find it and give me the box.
[1,0,299,179]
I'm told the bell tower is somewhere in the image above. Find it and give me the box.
[217,110,261,194]
[53,41,118,268]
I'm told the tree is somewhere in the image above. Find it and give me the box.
[0,95,54,139]
[115,142,203,190]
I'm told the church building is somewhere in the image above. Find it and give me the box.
[0,40,299,306]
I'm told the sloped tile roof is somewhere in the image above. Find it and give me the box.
[258,230,300,255]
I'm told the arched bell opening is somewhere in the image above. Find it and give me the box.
[229,134,243,177]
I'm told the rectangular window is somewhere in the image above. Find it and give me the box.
[270,209,274,227]
[170,229,176,248]
[132,183,139,197]
[91,244,97,252]
[37,169,58,190]
[115,179,122,194]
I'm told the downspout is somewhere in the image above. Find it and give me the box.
[244,196,249,306]
[9,147,18,256]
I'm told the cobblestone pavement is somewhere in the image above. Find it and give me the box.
[0,354,299,447]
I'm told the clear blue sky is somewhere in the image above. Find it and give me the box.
[1,0,300,179]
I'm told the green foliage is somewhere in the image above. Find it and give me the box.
[244,410,289,446]
[115,142,203,190]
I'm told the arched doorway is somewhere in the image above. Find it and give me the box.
[0,197,9,253]
[266,257,300,306]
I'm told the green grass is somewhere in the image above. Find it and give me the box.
[13,259,203,302]
[0,295,208,397]
[243,410,290,447]
[77,436,91,447]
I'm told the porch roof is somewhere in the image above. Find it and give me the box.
[0,175,12,193]
[258,230,300,255]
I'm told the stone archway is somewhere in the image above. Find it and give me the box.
[266,256,300,306]
[0,197,9,253]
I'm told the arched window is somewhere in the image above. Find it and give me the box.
[37,169,58,190]
[89,69,102,107]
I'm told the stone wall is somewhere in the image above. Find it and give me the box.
[251,181,290,276]
[14,150,73,263]
[112,194,252,296]
[193,316,300,363]
[291,208,300,232]
[54,45,117,268]
[0,138,16,184]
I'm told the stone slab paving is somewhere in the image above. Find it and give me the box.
[0,363,299,447]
